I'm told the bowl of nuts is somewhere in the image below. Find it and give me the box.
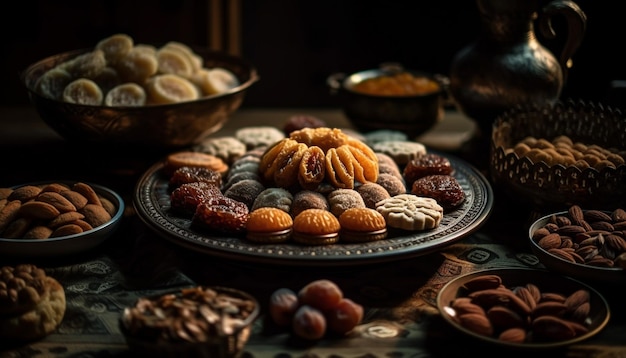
[0,181,124,258]
[21,33,258,149]
[490,99,626,211]
[528,205,626,285]
[436,268,610,349]
[119,285,259,357]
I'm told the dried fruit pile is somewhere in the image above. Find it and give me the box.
[269,279,364,340]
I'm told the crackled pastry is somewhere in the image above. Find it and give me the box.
[246,207,293,243]
[169,166,222,189]
[251,188,293,213]
[193,136,247,165]
[355,182,391,209]
[0,264,66,342]
[191,195,249,235]
[403,153,453,186]
[327,188,366,217]
[339,207,387,242]
[376,173,407,196]
[290,190,329,218]
[259,127,379,190]
[292,209,340,245]
[235,126,286,150]
[376,193,443,231]
[223,179,265,210]
[376,152,403,179]
[170,181,223,216]
[411,174,465,211]
[371,140,427,166]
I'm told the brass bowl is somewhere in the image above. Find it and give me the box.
[490,99,626,211]
[327,64,447,139]
[22,48,259,149]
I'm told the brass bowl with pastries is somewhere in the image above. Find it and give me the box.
[490,99,626,212]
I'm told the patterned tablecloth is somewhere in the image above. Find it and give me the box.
[2,205,625,358]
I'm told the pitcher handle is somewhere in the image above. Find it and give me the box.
[539,0,587,84]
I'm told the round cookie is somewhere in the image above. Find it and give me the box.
[164,151,228,177]
[355,182,391,209]
[221,171,263,193]
[327,188,366,217]
[252,188,294,213]
[290,190,329,218]
[371,140,427,166]
[376,193,443,231]
[364,129,408,146]
[0,264,66,342]
[223,179,266,210]
[338,207,387,242]
[376,173,407,196]
[245,207,293,243]
[292,208,340,245]
[235,126,286,150]
[193,136,247,165]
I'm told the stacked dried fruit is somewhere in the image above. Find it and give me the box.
[447,274,592,343]
[532,205,626,268]
[269,279,364,340]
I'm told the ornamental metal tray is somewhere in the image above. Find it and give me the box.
[133,151,493,266]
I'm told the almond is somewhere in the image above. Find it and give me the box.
[611,208,626,222]
[51,224,84,237]
[7,185,42,202]
[498,327,526,343]
[532,301,567,318]
[18,201,60,220]
[36,192,77,213]
[568,205,585,225]
[538,233,562,250]
[584,210,612,222]
[60,190,89,210]
[22,225,53,240]
[451,299,486,317]
[547,248,575,263]
[487,305,525,329]
[463,275,503,292]
[79,203,112,228]
[458,313,493,337]
[532,315,576,341]
[72,182,102,206]
[0,200,22,233]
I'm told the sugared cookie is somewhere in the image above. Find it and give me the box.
[371,140,427,166]
[193,136,247,165]
[292,209,340,245]
[164,151,229,176]
[376,152,403,179]
[246,207,293,243]
[403,152,453,186]
[290,190,329,218]
[376,193,443,231]
[223,179,265,210]
[235,126,286,150]
[0,264,66,342]
[327,188,366,217]
[355,182,391,209]
[338,207,387,242]
[411,174,466,211]
[251,188,293,213]
[376,173,407,196]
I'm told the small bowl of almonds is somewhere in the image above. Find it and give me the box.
[0,181,124,258]
[529,204,626,285]
[119,285,259,357]
[490,99,626,211]
[436,268,610,349]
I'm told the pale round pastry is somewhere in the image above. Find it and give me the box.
[164,151,229,176]
[364,129,408,145]
[194,136,247,165]
[235,126,286,150]
[338,207,388,242]
[355,182,391,209]
[327,188,366,217]
[375,193,443,231]
[251,188,293,213]
[290,190,329,218]
[246,207,293,243]
[292,208,340,245]
[371,140,427,166]
[0,264,66,342]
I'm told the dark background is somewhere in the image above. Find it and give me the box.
[1,0,623,109]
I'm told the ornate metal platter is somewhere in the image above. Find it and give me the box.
[133,152,493,266]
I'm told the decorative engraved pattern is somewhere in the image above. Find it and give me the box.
[491,99,626,210]
[135,152,493,266]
